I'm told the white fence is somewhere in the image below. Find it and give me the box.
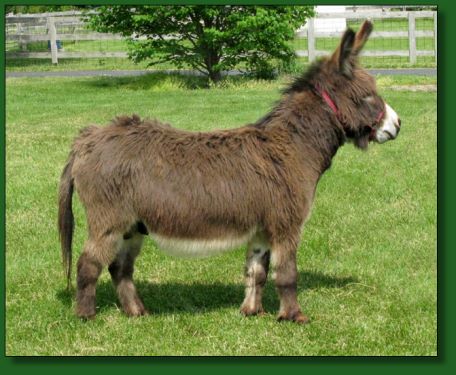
[297,10,437,64]
[6,11,126,63]
[5,10,437,65]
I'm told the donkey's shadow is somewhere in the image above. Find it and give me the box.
[57,270,358,315]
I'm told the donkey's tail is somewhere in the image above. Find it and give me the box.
[58,151,75,290]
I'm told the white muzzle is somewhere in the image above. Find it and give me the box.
[375,103,401,143]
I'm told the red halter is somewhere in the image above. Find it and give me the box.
[314,83,385,139]
[318,85,340,117]
[314,83,341,120]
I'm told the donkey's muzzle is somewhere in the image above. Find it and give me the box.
[375,103,401,144]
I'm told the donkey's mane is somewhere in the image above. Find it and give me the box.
[253,60,325,128]
[282,59,324,95]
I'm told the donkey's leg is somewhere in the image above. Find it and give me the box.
[108,230,146,317]
[240,244,271,316]
[271,238,309,324]
[76,234,121,319]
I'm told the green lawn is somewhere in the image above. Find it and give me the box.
[347,17,435,31]
[6,39,130,53]
[5,73,437,356]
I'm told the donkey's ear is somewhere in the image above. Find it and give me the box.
[353,20,373,55]
[331,28,356,76]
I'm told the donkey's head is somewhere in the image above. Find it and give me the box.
[314,20,401,149]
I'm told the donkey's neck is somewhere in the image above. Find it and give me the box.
[255,92,346,174]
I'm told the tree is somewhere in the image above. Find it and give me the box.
[89,5,314,83]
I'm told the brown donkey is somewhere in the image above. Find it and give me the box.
[58,21,401,323]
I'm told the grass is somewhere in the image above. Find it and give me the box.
[5,73,436,356]
[6,39,130,53]
[347,17,435,31]
[5,57,156,72]
[4,55,437,74]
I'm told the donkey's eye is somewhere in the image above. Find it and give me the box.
[363,96,376,104]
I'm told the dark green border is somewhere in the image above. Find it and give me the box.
[2,0,451,372]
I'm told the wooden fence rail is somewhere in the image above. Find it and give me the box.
[6,10,437,65]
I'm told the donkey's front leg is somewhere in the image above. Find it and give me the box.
[240,243,270,316]
[271,239,309,324]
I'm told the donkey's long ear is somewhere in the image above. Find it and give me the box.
[331,28,356,76]
[353,20,373,55]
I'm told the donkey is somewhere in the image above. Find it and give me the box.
[58,21,400,323]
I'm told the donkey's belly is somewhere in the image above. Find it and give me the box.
[150,229,256,258]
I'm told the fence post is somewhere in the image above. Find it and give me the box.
[408,12,417,64]
[17,23,27,51]
[307,18,316,63]
[433,11,437,63]
[47,16,58,64]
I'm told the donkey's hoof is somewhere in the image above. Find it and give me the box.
[124,303,148,317]
[277,310,310,324]
[240,304,265,317]
[131,308,149,317]
[76,308,96,320]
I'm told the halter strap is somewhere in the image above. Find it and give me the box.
[375,108,385,123]
[314,83,385,127]
[314,83,340,119]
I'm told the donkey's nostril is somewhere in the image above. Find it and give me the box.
[398,118,402,127]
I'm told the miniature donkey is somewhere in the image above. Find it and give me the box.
[58,21,401,323]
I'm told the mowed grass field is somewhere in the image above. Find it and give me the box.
[5,73,437,356]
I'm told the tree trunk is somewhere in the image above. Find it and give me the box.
[204,48,222,83]
[208,69,222,83]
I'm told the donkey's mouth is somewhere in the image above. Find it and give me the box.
[383,129,395,139]
[375,129,397,143]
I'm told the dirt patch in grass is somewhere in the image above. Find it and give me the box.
[390,84,437,92]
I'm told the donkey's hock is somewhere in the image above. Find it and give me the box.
[58,21,400,323]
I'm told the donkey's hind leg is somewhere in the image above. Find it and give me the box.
[240,236,271,316]
[108,227,146,317]
[76,233,122,319]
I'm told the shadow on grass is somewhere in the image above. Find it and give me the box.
[83,71,282,91]
[56,270,358,315]
[86,72,212,91]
